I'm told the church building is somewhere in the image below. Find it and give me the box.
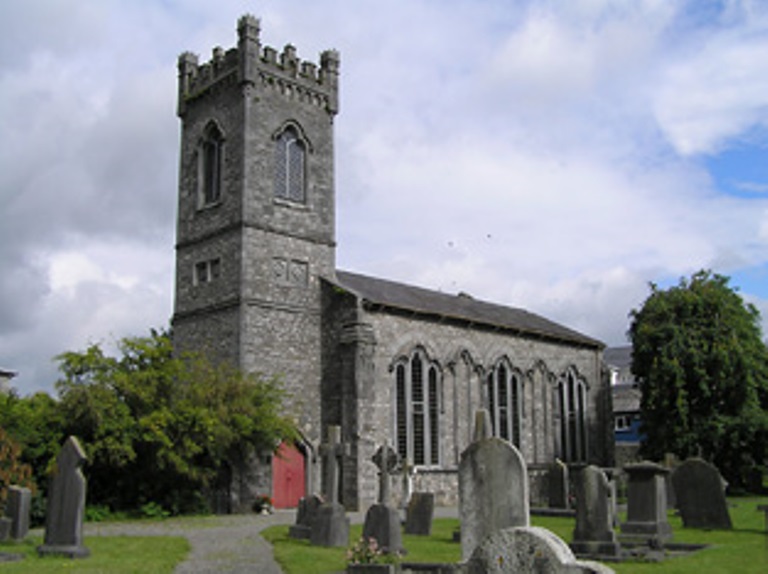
[172,16,613,513]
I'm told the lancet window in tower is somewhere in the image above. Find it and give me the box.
[486,361,522,448]
[199,122,224,207]
[556,369,587,462]
[394,349,441,467]
[274,125,306,203]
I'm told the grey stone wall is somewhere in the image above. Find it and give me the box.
[328,298,608,510]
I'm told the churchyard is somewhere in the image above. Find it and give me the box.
[262,499,768,574]
[1,423,766,572]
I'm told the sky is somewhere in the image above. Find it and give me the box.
[2,0,768,395]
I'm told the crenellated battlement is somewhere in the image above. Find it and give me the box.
[177,14,339,117]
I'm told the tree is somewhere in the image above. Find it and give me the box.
[55,329,299,513]
[629,270,768,488]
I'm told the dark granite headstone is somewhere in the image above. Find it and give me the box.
[671,458,732,529]
[5,486,31,540]
[570,465,621,557]
[38,436,90,558]
[404,492,434,535]
[549,459,570,509]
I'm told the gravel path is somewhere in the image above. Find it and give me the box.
[82,510,300,574]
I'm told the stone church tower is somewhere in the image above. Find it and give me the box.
[173,16,613,514]
[173,16,338,510]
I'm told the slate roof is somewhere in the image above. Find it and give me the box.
[334,270,603,348]
[604,346,632,369]
[612,383,641,413]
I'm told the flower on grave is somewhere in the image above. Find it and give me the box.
[347,536,383,564]
[346,537,401,565]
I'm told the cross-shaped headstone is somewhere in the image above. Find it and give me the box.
[372,440,399,505]
[319,425,349,505]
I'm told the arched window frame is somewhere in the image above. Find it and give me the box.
[485,359,523,448]
[394,348,442,468]
[556,368,588,462]
[198,121,225,208]
[273,122,309,204]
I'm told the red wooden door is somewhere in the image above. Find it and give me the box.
[272,441,305,508]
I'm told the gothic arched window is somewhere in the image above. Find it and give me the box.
[557,369,587,462]
[274,125,306,203]
[395,350,441,467]
[199,122,224,207]
[486,361,523,447]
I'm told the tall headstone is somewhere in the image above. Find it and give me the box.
[399,457,416,509]
[5,486,31,540]
[549,459,570,509]
[405,492,435,535]
[459,408,530,561]
[619,461,672,546]
[671,458,732,529]
[362,441,402,554]
[38,436,90,558]
[310,426,350,547]
[570,465,621,557]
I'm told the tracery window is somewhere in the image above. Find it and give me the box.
[274,125,306,203]
[199,122,224,207]
[557,369,587,462]
[395,349,441,466]
[486,361,523,447]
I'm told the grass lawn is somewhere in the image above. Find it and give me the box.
[0,534,189,573]
[262,496,768,574]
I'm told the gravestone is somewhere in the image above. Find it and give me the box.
[362,441,403,554]
[288,494,323,540]
[0,518,10,541]
[5,486,31,540]
[459,408,529,561]
[570,465,621,557]
[405,492,435,535]
[671,458,732,529]
[462,526,616,574]
[399,457,416,510]
[38,436,90,558]
[310,425,350,547]
[549,458,570,509]
[619,461,672,546]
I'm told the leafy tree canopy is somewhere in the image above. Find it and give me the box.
[629,270,768,488]
[53,329,299,513]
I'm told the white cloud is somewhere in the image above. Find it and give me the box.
[3,0,768,393]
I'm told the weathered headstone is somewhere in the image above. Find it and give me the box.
[671,458,732,530]
[459,408,529,561]
[0,518,11,541]
[405,492,435,535]
[38,436,90,558]
[570,465,621,557]
[310,426,350,547]
[288,494,323,540]
[549,458,570,509]
[399,457,416,510]
[619,461,672,546]
[362,441,403,554]
[5,486,31,540]
[462,526,616,574]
